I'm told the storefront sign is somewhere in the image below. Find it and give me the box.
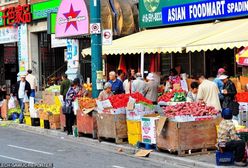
[2,5,32,26]
[48,13,57,34]
[0,27,18,44]
[31,0,61,20]
[18,24,29,73]
[66,39,79,69]
[51,34,67,48]
[140,0,248,28]
[55,0,89,38]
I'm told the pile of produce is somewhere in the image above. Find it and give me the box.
[108,92,153,109]
[163,102,219,118]
[78,97,96,109]
[158,89,186,102]
[83,83,92,92]
[45,85,60,92]
[236,92,248,102]
[34,104,60,114]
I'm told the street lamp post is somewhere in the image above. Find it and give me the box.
[90,0,102,98]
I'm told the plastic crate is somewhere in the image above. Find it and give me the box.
[216,150,234,166]
[237,132,248,142]
[127,120,141,134]
[40,119,44,128]
[25,116,31,126]
[128,133,141,146]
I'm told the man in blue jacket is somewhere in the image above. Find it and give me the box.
[108,71,124,95]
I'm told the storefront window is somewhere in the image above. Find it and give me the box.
[191,51,204,78]
[173,52,189,75]
[160,53,172,76]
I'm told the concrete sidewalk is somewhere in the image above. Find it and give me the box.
[0,121,234,168]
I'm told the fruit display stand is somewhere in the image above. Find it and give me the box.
[96,113,127,144]
[77,109,97,138]
[156,117,221,156]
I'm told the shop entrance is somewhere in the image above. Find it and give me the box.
[0,43,18,94]
[38,32,66,88]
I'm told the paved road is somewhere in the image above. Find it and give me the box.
[0,127,182,168]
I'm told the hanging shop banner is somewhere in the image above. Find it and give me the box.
[31,0,61,20]
[66,39,79,69]
[2,4,32,26]
[55,0,89,38]
[140,0,248,28]
[0,27,18,44]
[18,24,29,73]
[51,34,67,48]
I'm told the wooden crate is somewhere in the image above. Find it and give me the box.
[60,107,66,131]
[96,113,127,144]
[1,100,8,120]
[156,118,221,156]
[77,109,97,138]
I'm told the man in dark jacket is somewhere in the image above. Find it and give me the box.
[219,75,238,115]
[14,74,31,123]
[60,74,71,101]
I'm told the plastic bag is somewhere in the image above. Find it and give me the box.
[73,99,79,115]
[23,93,29,103]
[8,96,16,109]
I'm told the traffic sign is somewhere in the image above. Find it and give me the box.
[90,23,101,34]
[102,29,112,45]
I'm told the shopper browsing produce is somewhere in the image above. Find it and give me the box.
[186,82,199,102]
[108,71,124,95]
[217,108,246,167]
[197,75,221,112]
[214,68,226,103]
[60,74,71,101]
[219,75,238,116]
[132,73,146,96]
[169,68,181,89]
[123,70,135,94]
[98,82,113,101]
[144,73,158,104]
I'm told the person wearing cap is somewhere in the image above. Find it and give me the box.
[219,74,238,116]
[108,71,124,95]
[217,108,246,167]
[144,73,158,104]
[14,74,31,123]
[214,68,226,103]
[132,72,146,96]
[98,82,113,101]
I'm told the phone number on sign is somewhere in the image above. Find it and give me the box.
[0,163,53,168]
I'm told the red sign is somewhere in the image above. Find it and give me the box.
[2,4,32,26]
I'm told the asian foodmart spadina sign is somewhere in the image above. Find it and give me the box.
[140,0,248,28]
[55,0,89,38]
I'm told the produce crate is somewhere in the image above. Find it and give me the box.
[127,120,141,135]
[156,117,221,156]
[1,100,8,120]
[50,122,60,130]
[49,114,60,123]
[42,91,60,105]
[77,109,97,138]
[60,107,66,131]
[40,119,44,128]
[216,150,234,166]
[25,116,31,126]
[96,113,127,144]
[128,133,141,146]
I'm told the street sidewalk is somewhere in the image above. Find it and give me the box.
[0,121,237,168]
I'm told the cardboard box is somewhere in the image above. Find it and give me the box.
[49,114,60,123]
[42,91,60,105]
[50,122,60,129]
[141,116,159,144]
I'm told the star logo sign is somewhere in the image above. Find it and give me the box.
[63,4,81,32]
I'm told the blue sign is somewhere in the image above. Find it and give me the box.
[162,0,248,25]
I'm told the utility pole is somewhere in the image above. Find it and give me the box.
[90,0,102,98]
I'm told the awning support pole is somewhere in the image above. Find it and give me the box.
[141,51,144,77]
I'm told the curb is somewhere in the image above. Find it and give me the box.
[5,122,216,168]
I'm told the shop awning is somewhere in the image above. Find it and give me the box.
[82,18,248,56]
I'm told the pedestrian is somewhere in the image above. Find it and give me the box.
[26,69,38,98]
[64,81,78,135]
[219,75,239,117]
[132,72,146,95]
[186,82,199,102]
[197,75,221,112]
[217,108,247,167]
[108,71,124,94]
[169,68,181,89]
[144,73,158,104]
[117,69,125,82]
[98,82,113,101]
[123,70,135,94]
[131,68,136,78]
[14,74,31,123]
[60,74,71,101]
[214,68,226,103]
[73,78,88,97]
